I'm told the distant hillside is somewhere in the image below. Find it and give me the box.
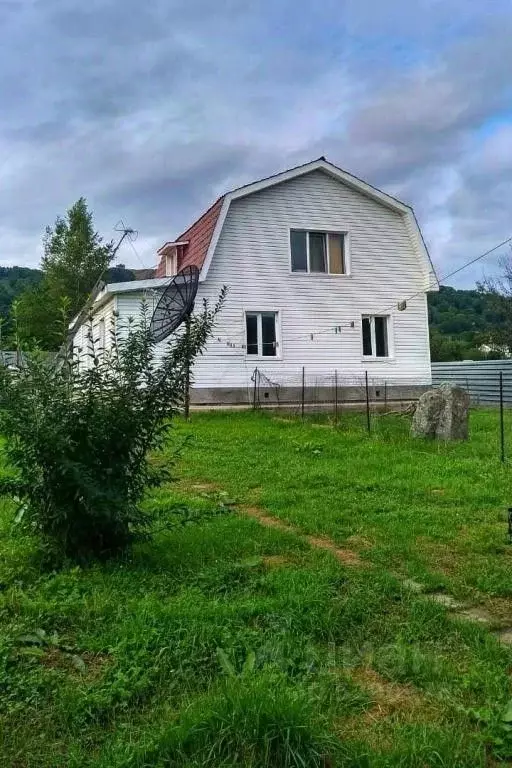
[0,266,42,324]
[428,285,506,361]
[428,285,504,338]
[0,263,147,334]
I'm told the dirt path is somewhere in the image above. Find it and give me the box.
[187,480,512,645]
[241,505,365,567]
[239,504,512,644]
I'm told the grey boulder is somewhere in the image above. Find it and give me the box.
[411,383,470,440]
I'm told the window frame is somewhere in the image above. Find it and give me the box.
[244,310,282,360]
[289,228,350,276]
[361,314,394,360]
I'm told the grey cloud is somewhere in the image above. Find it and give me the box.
[0,0,511,286]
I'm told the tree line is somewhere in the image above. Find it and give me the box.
[428,285,510,361]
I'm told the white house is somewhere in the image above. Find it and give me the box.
[72,158,439,404]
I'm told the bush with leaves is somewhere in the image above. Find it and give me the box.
[0,290,226,563]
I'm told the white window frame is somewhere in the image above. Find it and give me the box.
[289,228,350,276]
[361,314,394,360]
[245,310,282,360]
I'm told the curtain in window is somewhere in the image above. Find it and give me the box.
[375,316,388,357]
[362,317,372,356]
[328,234,345,274]
[246,314,258,355]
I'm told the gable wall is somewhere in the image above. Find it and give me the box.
[191,170,432,389]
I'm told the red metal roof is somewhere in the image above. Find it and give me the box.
[155,160,332,277]
[153,156,426,281]
[155,196,224,277]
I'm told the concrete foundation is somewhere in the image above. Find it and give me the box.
[190,384,430,407]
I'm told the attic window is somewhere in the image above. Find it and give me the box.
[165,251,178,277]
[159,241,188,277]
[290,230,346,274]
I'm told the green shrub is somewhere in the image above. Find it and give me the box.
[0,293,225,563]
[135,672,339,767]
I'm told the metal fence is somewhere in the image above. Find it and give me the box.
[431,360,512,405]
[250,366,425,427]
[248,363,512,463]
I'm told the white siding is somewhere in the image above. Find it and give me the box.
[73,297,118,367]
[193,170,432,388]
[76,170,433,389]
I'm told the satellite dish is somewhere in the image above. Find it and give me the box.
[149,265,200,343]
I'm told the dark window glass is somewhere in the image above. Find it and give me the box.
[246,314,258,355]
[290,230,307,271]
[309,232,327,272]
[362,317,372,356]
[375,316,388,357]
[261,313,276,356]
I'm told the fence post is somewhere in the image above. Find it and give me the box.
[334,370,338,426]
[365,371,371,434]
[184,314,191,419]
[252,367,258,410]
[500,371,505,463]
[301,366,305,419]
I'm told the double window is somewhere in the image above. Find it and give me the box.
[290,230,346,274]
[362,315,390,358]
[246,312,278,357]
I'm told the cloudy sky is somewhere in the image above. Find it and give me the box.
[1,0,511,287]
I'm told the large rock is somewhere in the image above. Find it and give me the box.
[411,383,470,440]
[410,388,445,439]
[436,383,471,440]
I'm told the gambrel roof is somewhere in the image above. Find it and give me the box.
[156,157,438,289]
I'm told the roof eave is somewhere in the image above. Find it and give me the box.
[157,240,189,256]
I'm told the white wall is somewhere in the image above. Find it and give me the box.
[193,170,432,388]
[73,297,118,365]
[82,170,433,389]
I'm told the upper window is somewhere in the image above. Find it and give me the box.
[362,315,390,358]
[246,312,278,357]
[290,230,346,274]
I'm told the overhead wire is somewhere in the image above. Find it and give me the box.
[103,231,512,353]
[275,234,512,344]
[372,234,512,318]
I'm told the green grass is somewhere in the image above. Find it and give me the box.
[1,408,512,766]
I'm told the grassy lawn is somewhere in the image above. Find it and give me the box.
[1,409,512,766]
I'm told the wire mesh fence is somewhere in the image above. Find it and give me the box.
[247,364,512,462]
[251,366,422,423]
